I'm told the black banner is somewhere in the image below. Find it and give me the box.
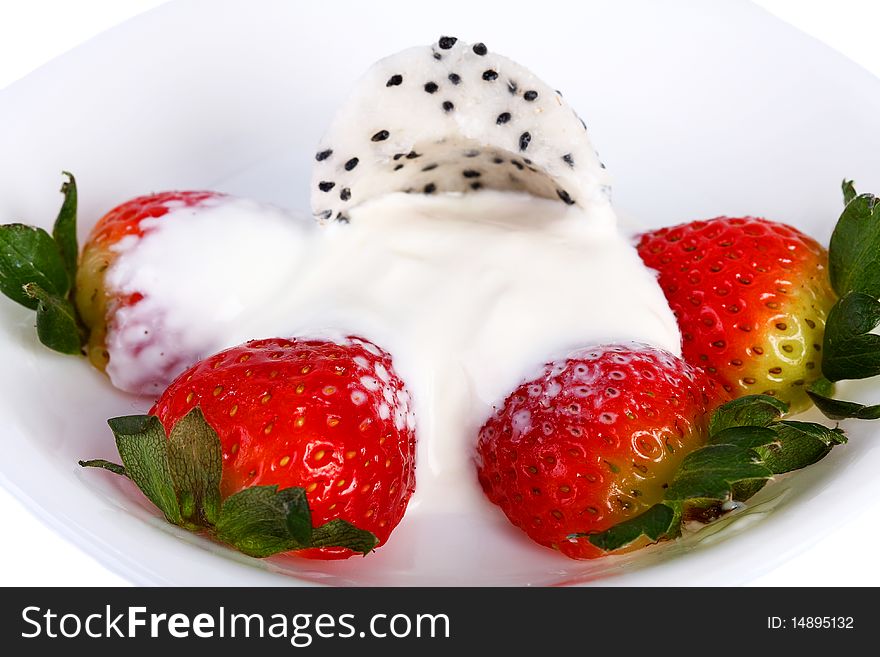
[0,587,872,653]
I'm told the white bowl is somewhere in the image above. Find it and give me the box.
[1,0,879,586]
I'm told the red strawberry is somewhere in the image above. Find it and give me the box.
[475,344,723,560]
[637,217,836,412]
[75,190,223,375]
[150,336,416,559]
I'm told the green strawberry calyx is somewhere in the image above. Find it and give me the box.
[79,407,379,558]
[806,181,880,419]
[0,172,87,354]
[580,395,846,552]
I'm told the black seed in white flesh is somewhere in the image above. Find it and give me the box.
[438,36,457,50]
[557,189,575,205]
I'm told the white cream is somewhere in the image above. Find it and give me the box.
[104,197,312,395]
[103,191,680,515]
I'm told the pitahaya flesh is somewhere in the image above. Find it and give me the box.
[311,37,612,222]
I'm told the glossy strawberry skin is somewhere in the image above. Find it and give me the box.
[151,337,417,559]
[75,191,224,373]
[637,217,836,412]
[476,345,723,560]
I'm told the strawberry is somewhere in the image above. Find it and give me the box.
[75,190,223,375]
[82,336,417,560]
[0,177,228,368]
[475,344,724,560]
[637,217,836,413]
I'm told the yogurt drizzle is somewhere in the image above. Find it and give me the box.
[104,190,680,514]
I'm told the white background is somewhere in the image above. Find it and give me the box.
[0,0,878,587]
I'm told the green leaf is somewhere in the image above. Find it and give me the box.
[708,424,779,501]
[829,191,880,298]
[310,519,380,555]
[664,444,771,501]
[588,375,851,550]
[842,180,857,206]
[52,172,78,284]
[709,425,779,449]
[0,223,68,309]
[585,503,678,552]
[81,410,380,559]
[0,173,87,356]
[215,486,314,557]
[166,408,223,527]
[106,414,182,525]
[215,485,378,558]
[757,421,846,474]
[23,283,82,354]
[78,459,127,477]
[729,479,768,503]
[807,387,880,420]
[283,487,314,545]
[708,395,788,436]
[821,292,880,382]
[809,376,835,398]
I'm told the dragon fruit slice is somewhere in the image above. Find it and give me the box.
[311,37,612,222]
